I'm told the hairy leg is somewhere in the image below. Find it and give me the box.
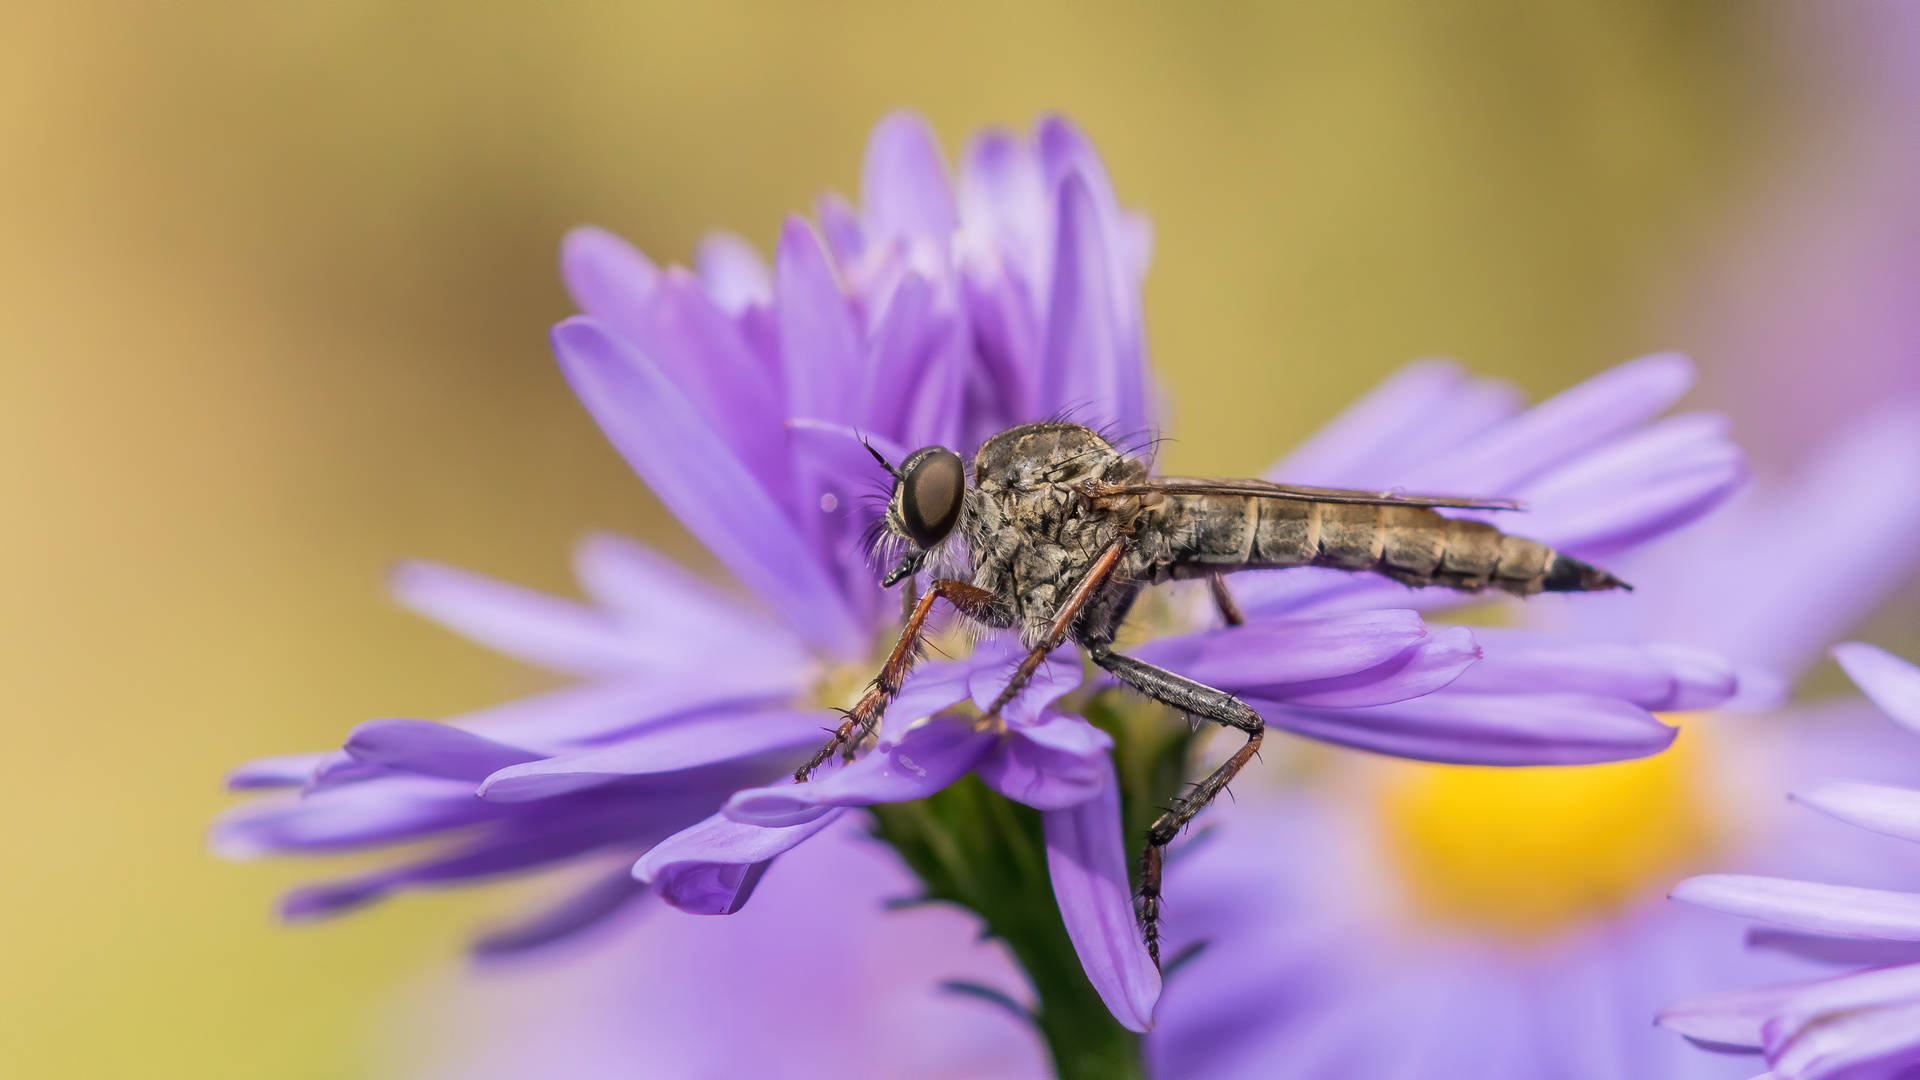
[1088,647,1264,969]
[794,577,1000,782]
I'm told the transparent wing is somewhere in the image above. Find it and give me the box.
[1099,476,1522,511]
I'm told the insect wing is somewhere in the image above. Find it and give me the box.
[1110,476,1522,511]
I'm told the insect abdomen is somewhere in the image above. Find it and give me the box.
[1155,495,1624,595]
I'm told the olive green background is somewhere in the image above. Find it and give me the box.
[0,3,1895,1077]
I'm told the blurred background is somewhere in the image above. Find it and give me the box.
[2,2,1916,1076]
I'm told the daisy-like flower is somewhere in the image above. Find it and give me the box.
[1139,401,1920,1079]
[1661,644,1920,1080]
[212,109,1157,949]
[218,111,1746,1058]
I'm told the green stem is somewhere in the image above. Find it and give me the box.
[866,693,1195,1080]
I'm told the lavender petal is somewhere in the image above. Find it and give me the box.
[723,716,997,827]
[635,808,846,915]
[569,532,813,684]
[1041,173,1132,433]
[551,316,866,659]
[1672,875,1920,940]
[559,226,659,345]
[471,867,652,958]
[224,751,329,791]
[1130,610,1430,689]
[693,231,772,315]
[860,111,959,244]
[978,712,1114,811]
[775,216,863,426]
[1042,764,1160,1032]
[1792,780,1920,845]
[389,560,653,678]
[345,719,546,782]
[1834,642,1920,734]
[1249,627,1479,709]
[479,711,828,803]
[1262,690,1677,766]
[1447,628,1737,712]
[1657,981,1805,1051]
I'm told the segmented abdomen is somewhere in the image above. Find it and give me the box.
[1148,494,1624,595]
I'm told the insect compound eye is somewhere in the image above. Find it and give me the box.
[898,446,965,549]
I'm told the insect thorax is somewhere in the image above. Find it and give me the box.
[964,422,1148,642]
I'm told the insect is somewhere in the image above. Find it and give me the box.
[795,420,1627,966]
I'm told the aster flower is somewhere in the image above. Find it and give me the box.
[222,110,1750,1073]
[1661,644,1920,1080]
[213,109,1157,947]
[1139,401,1920,1079]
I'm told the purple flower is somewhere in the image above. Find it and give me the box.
[221,107,1752,1050]
[1662,644,1920,1080]
[1137,404,1920,1079]
[213,110,1157,954]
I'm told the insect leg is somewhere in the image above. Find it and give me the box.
[794,578,1001,783]
[1087,646,1264,970]
[1207,574,1244,626]
[980,539,1127,723]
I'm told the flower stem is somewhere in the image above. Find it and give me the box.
[867,693,1195,1080]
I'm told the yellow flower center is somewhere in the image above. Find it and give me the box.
[1374,716,1722,940]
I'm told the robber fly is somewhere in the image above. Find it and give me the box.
[795,420,1627,966]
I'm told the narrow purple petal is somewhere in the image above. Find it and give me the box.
[979,712,1112,810]
[1270,360,1520,487]
[1672,875,1920,940]
[694,231,772,315]
[776,216,864,425]
[860,111,959,244]
[635,808,846,915]
[1657,982,1804,1050]
[1040,173,1144,435]
[1835,642,1920,734]
[559,226,658,342]
[345,719,545,782]
[1792,780,1920,845]
[210,776,492,859]
[224,751,329,791]
[958,127,1049,289]
[634,272,794,504]
[451,677,793,754]
[1130,610,1430,690]
[1398,352,1695,494]
[1515,411,1745,555]
[479,711,828,803]
[723,716,997,826]
[877,656,991,742]
[1772,999,1920,1080]
[389,560,646,677]
[1447,628,1737,712]
[552,316,866,658]
[1042,764,1160,1032]
[1749,928,1920,966]
[1262,690,1677,765]
[570,532,813,685]
[1250,627,1479,709]
[967,645,1084,727]
[814,191,865,265]
[472,868,651,958]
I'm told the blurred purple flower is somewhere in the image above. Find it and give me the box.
[1662,644,1920,1080]
[403,818,1050,1080]
[1140,404,1920,1079]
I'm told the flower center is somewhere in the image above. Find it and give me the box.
[1373,716,1722,940]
